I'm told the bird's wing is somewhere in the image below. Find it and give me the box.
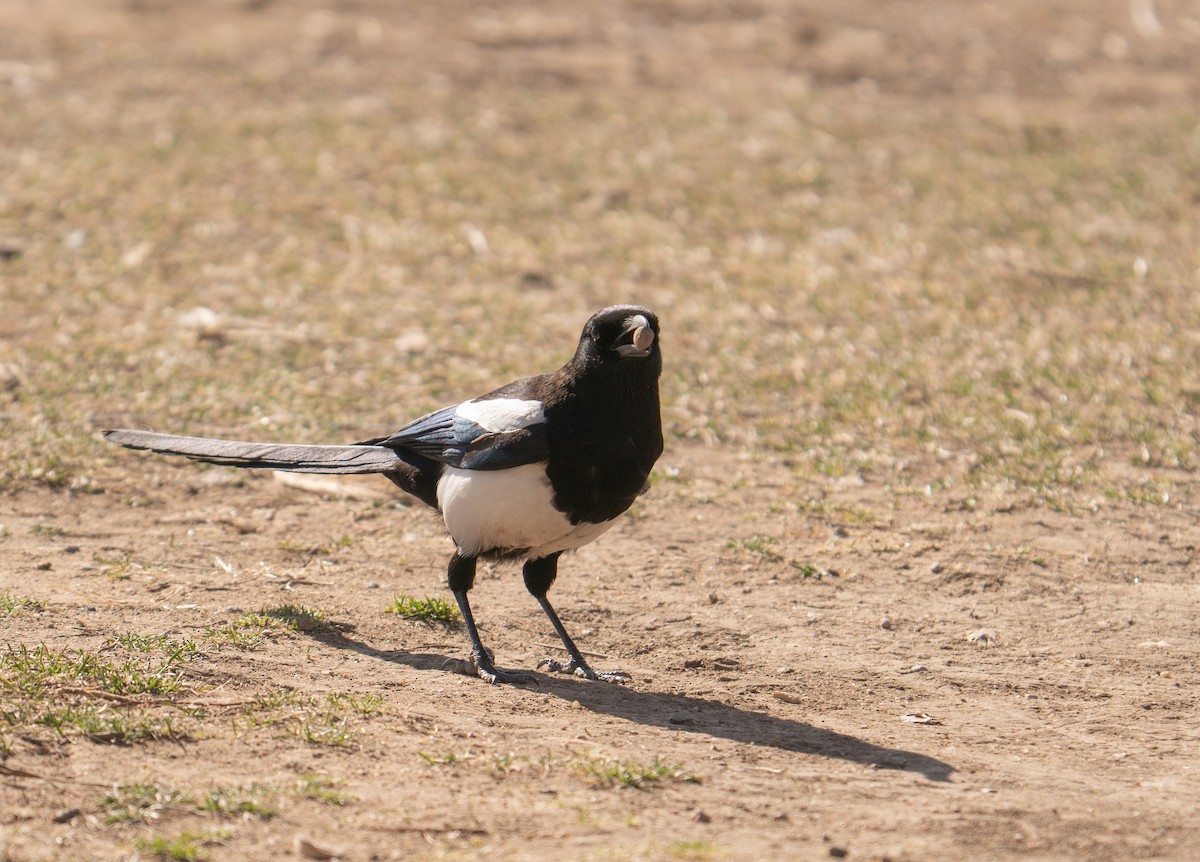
[365,397,549,471]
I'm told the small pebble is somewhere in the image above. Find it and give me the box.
[364,580,380,589]
[36,562,52,571]
[880,617,892,630]
[692,809,711,823]
[930,560,943,574]
[829,848,848,859]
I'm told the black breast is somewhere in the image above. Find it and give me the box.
[542,373,663,526]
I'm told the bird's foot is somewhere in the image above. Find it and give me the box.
[538,656,630,684]
[444,648,537,685]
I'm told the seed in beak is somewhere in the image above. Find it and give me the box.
[632,325,654,353]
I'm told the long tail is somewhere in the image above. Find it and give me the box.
[102,429,404,474]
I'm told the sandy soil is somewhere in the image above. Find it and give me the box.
[4,442,1199,860]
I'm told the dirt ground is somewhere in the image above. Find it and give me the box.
[3,1,1200,860]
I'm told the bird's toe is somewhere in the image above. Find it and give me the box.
[489,668,539,685]
[448,649,537,685]
[539,656,629,684]
[587,669,631,684]
[537,657,569,674]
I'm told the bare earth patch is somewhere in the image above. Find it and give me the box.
[2,1,1200,860]
[4,448,1198,860]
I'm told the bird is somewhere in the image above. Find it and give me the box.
[103,305,663,685]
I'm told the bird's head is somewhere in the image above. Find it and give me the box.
[574,305,662,373]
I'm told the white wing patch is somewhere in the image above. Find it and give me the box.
[437,463,615,559]
[456,398,545,433]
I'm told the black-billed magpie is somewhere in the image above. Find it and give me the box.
[104,305,663,684]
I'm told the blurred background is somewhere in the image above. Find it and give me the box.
[2,0,1198,505]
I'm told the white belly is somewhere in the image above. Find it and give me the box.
[437,463,616,559]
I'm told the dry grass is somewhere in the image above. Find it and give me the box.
[4,74,1197,511]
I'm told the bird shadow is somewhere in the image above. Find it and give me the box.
[327,631,955,783]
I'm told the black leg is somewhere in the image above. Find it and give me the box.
[524,555,629,684]
[446,553,534,685]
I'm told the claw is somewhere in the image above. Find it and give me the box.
[538,656,630,684]
[592,669,631,684]
[446,649,537,685]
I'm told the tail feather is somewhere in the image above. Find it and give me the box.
[102,429,403,475]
